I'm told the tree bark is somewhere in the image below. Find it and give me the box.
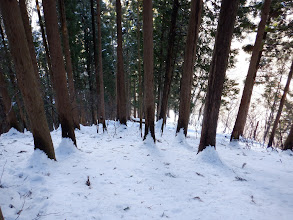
[176,0,203,136]
[231,0,272,141]
[19,0,40,82]
[159,0,179,132]
[96,0,107,131]
[116,0,127,125]
[0,69,22,132]
[59,0,80,129]
[137,0,143,133]
[198,0,239,153]
[283,123,293,150]
[0,21,28,130]
[84,23,97,125]
[143,0,155,142]
[0,0,55,159]
[36,0,56,129]
[268,59,293,148]
[43,0,76,146]
[156,0,167,120]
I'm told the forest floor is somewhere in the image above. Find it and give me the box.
[0,120,293,220]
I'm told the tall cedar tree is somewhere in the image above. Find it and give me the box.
[42,0,76,145]
[198,0,240,153]
[96,0,107,131]
[268,59,293,148]
[159,0,179,132]
[59,0,80,129]
[231,0,272,141]
[116,0,127,125]
[143,0,155,141]
[0,70,22,132]
[176,0,203,136]
[0,0,55,159]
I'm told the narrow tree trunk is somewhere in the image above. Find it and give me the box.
[116,0,127,125]
[283,124,293,150]
[85,35,97,125]
[59,0,80,129]
[143,0,155,142]
[231,0,272,141]
[176,0,203,136]
[42,0,76,146]
[156,1,166,120]
[268,60,293,148]
[0,0,55,159]
[263,75,282,142]
[198,0,239,153]
[0,70,22,132]
[36,0,56,129]
[137,0,143,133]
[96,0,107,131]
[159,0,179,132]
[91,0,99,123]
[133,77,137,118]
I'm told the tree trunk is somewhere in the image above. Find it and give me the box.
[116,0,127,125]
[96,0,107,131]
[137,0,143,133]
[143,0,155,142]
[36,0,56,129]
[159,0,179,132]
[198,0,239,153]
[43,0,76,146]
[0,69,22,132]
[0,206,4,220]
[263,74,282,143]
[283,124,293,150]
[59,0,80,129]
[176,0,203,136]
[156,1,167,120]
[133,77,137,118]
[231,0,272,141]
[0,21,28,130]
[268,59,293,148]
[19,0,40,82]
[85,31,97,125]
[0,0,55,159]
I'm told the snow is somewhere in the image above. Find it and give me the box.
[0,120,293,220]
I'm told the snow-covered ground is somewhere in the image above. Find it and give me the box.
[0,120,292,220]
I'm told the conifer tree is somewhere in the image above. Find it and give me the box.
[143,0,155,141]
[43,0,77,146]
[198,0,240,152]
[0,0,56,159]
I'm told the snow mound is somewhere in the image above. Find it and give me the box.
[28,149,55,170]
[55,138,77,159]
[4,127,20,136]
[196,146,224,166]
[155,118,163,129]
[176,129,187,144]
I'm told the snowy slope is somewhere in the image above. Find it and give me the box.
[0,120,292,220]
